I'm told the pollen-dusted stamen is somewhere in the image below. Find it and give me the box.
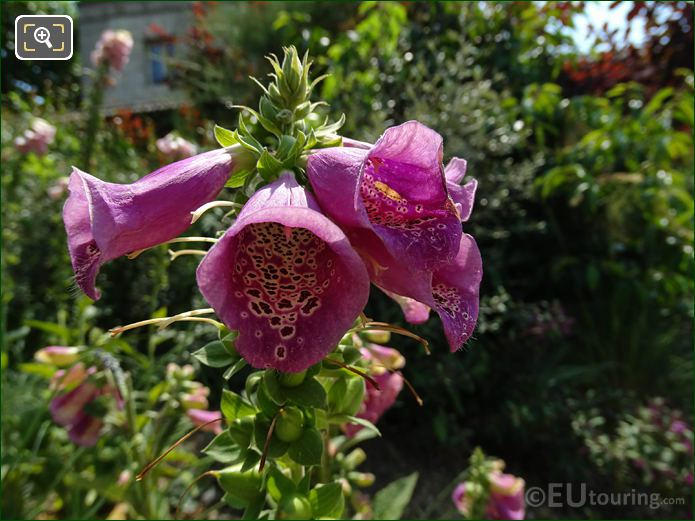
[359,321,431,355]
[127,237,218,259]
[190,200,242,224]
[168,248,208,261]
[109,308,221,336]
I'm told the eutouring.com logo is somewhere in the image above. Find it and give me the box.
[525,483,686,510]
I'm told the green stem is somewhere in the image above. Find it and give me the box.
[81,63,109,170]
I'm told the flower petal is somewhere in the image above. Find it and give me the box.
[352,230,482,352]
[197,174,370,372]
[361,121,460,270]
[445,158,477,222]
[430,234,482,351]
[67,412,104,447]
[307,146,369,230]
[444,157,467,184]
[64,148,238,299]
[378,288,431,325]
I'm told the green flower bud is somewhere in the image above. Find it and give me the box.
[349,472,375,488]
[228,416,254,448]
[278,494,312,520]
[215,465,262,503]
[274,406,304,443]
[344,448,367,469]
[278,369,306,388]
[339,477,352,496]
[363,330,391,344]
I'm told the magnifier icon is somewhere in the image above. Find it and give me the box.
[34,26,52,49]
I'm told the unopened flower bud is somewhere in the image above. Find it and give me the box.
[344,448,367,469]
[35,346,80,367]
[278,369,306,388]
[338,477,352,496]
[274,406,304,443]
[363,330,391,344]
[349,471,375,488]
[181,391,209,410]
[277,494,312,520]
[215,465,263,503]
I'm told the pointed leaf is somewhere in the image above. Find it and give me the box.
[193,340,238,368]
[287,427,323,466]
[372,472,418,520]
[214,124,238,147]
[309,482,344,519]
[221,390,257,422]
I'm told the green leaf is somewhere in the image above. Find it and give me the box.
[253,417,288,458]
[262,371,285,404]
[257,149,284,181]
[266,467,296,501]
[224,358,248,380]
[25,320,71,342]
[226,168,252,189]
[328,415,381,437]
[228,416,254,448]
[214,124,238,147]
[203,430,244,464]
[18,363,56,379]
[287,427,323,466]
[283,377,327,408]
[242,495,266,520]
[193,341,238,368]
[309,482,344,519]
[240,449,262,472]
[335,426,379,453]
[221,390,257,422]
[372,472,418,520]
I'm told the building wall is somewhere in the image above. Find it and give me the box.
[79,1,192,113]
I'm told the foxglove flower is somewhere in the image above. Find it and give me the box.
[187,409,223,434]
[156,133,198,161]
[485,472,525,520]
[66,412,104,447]
[91,29,133,72]
[309,121,482,351]
[47,176,70,201]
[452,482,474,517]
[197,173,370,373]
[352,229,482,352]
[181,385,210,410]
[50,366,122,447]
[64,147,242,300]
[345,345,404,437]
[345,371,403,437]
[14,118,56,155]
[309,121,462,271]
[50,378,100,427]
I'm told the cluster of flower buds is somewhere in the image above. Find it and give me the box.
[35,347,124,447]
[91,29,134,73]
[452,449,525,520]
[156,132,198,161]
[165,362,222,434]
[14,118,56,156]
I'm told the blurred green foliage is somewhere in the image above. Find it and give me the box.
[1,1,693,519]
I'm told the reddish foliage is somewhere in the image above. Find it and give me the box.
[563,2,693,96]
